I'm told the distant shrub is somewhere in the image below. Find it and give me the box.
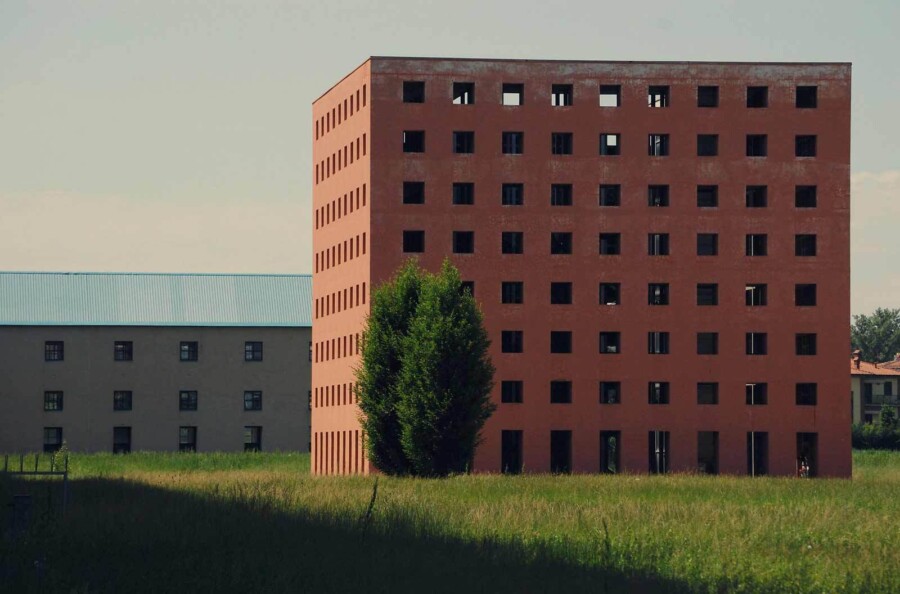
[852,419,900,450]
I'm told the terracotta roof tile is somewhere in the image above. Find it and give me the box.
[851,359,900,376]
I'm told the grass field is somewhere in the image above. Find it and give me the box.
[2,450,898,593]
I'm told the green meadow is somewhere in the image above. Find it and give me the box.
[1,450,897,593]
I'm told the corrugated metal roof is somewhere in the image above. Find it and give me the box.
[0,272,312,327]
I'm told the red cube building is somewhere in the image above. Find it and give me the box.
[311,58,851,477]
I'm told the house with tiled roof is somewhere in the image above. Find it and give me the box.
[850,350,900,424]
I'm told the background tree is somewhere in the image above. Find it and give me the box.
[397,261,495,476]
[356,259,495,477]
[851,308,900,363]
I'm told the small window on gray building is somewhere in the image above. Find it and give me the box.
[114,341,133,361]
[43,427,63,453]
[245,341,263,362]
[179,390,198,411]
[180,341,198,362]
[179,426,197,452]
[113,390,133,411]
[244,390,263,411]
[44,391,63,412]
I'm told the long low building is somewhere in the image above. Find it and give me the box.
[0,272,312,454]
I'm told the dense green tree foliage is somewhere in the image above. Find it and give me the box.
[851,308,900,363]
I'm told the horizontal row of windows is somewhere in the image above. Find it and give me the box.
[500,380,816,405]
[314,83,366,140]
[315,133,367,184]
[483,282,814,307]
[315,183,367,230]
[401,130,817,158]
[499,331,816,356]
[500,430,818,476]
[315,282,368,319]
[41,426,264,454]
[403,81,819,109]
[41,341,310,363]
[41,390,268,412]
[314,333,361,363]
[315,383,357,408]
[315,231,367,274]
[404,183,820,208]
[403,230,819,258]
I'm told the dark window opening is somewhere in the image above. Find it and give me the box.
[747,86,768,108]
[453,231,475,254]
[747,432,769,476]
[796,86,817,108]
[453,131,475,154]
[179,426,197,452]
[501,281,524,304]
[244,426,262,452]
[648,134,669,156]
[179,390,198,411]
[44,341,64,362]
[796,333,817,356]
[648,283,669,306]
[746,135,768,157]
[600,431,621,474]
[599,184,620,206]
[550,232,572,255]
[502,83,524,106]
[502,183,524,206]
[403,81,425,103]
[746,332,768,355]
[502,231,524,254]
[697,134,718,156]
[43,391,63,412]
[697,185,718,208]
[648,382,670,405]
[795,284,817,306]
[403,130,425,153]
[550,380,572,402]
[698,431,719,474]
[551,132,573,155]
[746,234,768,256]
[550,184,573,206]
[244,341,263,362]
[746,185,768,208]
[796,185,817,208]
[180,341,198,362]
[746,284,768,306]
[243,390,263,411]
[697,85,719,107]
[501,330,523,353]
[113,390,132,411]
[599,332,621,354]
[502,131,524,154]
[697,234,718,256]
[746,383,768,405]
[599,283,620,305]
[648,85,669,108]
[43,427,63,453]
[501,430,523,474]
[599,233,621,255]
[550,331,572,354]
[403,181,425,204]
[648,233,669,256]
[403,230,425,253]
[796,135,817,157]
[551,84,573,107]
[648,185,669,207]
[501,381,523,404]
[452,182,474,205]
[795,234,817,257]
[550,282,573,305]
[600,382,620,405]
[648,332,670,355]
[697,332,719,355]
[697,383,719,405]
[600,133,620,155]
[113,426,132,454]
[550,430,572,474]
[649,431,670,474]
[114,341,133,361]
[697,284,718,306]
[452,82,475,105]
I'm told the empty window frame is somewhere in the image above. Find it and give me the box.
[179,390,198,411]
[745,234,768,256]
[648,382,670,405]
[599,84,621,107]
[453,131,475,154]
[698,432,719,475]
[550,282,573,305]
[796,383,818,406]
[648,185,669,207]
[599,233,621,255]
[746,383,768,405]
[648,430,670,474]
[599,184,620,206]
[795,234,817,256]
[501,430,524,474]
[648,283,669,306]
[502,83,524,106]
[452,182,475,205]
[746,332,768,355]
[697,233,718,256]
[243,390,263,411]
[599,283,621,305]
[180,341,198,362]
[599,382,621,404]
[550,232,572,255]
[502,231,524,254]
[460,281,475,297]
[747,432,769,476]
[550,430,572,474]
[797,433,818,477]
[795,135,817,157]
[550,184,573,206]
[697,332,719,355]
[648,134,669,156]
[501,330,524,353]
[697,383,719,405]
[551,84,573,106]
[648,233,669,256]
[697,85,719,107]
[746,135,768,157]
[796,185,817,208]
[453,231,475,254]
[600,431,621,474]
[746,185,768,208]
[43,391,63,412]
[501,380,524,403]
[502,131,524,154]
[795,284,817,306]
[403,181,425,204]
[796,86,817,108]
[113,390,132,411]
[796,333,818,356]
[501,183,524,206]
[244,426,262,452]
[746,284,768,306]
[44,341,64,362]
[244,341,263,362]
[403,130,425,153]
[551,132,573,155]
[179,426,197,452]
[648,85,669,108]
[113,426,132,454]
[599,332,621,354]
[550,380,572,403]
[648,332,670,355]
[114,341,133,361]
[43,427,63,453]
[550,331,572,354]
[501,281,524,304]
[746,86,768,108]
[697,185,718,208]
[697,284,718,306]
[403,230,425,253]
[697,134,718,156]
[452,82,475,105]
[599,133,621,155]
[403,81,425,103]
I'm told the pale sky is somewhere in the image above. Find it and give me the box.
[1,0,898,315]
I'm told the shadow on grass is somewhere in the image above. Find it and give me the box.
[1,477,692,594]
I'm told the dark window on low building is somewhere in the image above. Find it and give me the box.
[648,85,669,107]
[796,86,817,108]
[179,390,198,411]
[697,185,718,208]
[244,390,263,411]
[550,232,572,255]
[114,341,133,361]
[648,134,669,156]
[501,281,524,304]
[244,341,263,362]
[244,426,262,452]
[403,181,425,204]
[796,135,817,157]
[795,234,817,257]
[599,283,620,305]
[502,131,524,154]
[697,85,719,107]
[648,331,669,355]
[648,185,669,207]
[453,231,475,254]
[43,427,62,453]
[648,283,669,306]
[550,282,573,305]
[599,233,621,255]
[501,381,523,403]
[796,383,818,406]
[746,134,768,157]
[697,332,719,355]
[403,130,425,153]
[697,134,718,156]
[746,284,768,306]
[403,81,425,103]
[452,182,474,205]
[746,383,768,405]
[697,233,718,256]
[551,84,573,106]
[179,426,197,452]
[550,184,573,206]
[746,185,768,208]
[599,133,621,155]
[796,333,817,356]
[746,234,768,256]
[648,382,670,404]
[114,390,132,411]
[550,380,572,403]
[403,230,425,253]
[599,184,620,206]
[502,231,524,254]
[45,341,64,362]
[550,331,572,354]
[453,131,475,154]
[502,183,524,206]
[795,284,817,306]
[697,284,718,306]
[180,341,198,362]
[697,383,719,405]
[599,381,620,404]
[746,333,768,355]
[747,86,768,108]
[44,391,63,412]
[113,426,132,454]
[599,332,621,354]
[501,331,523,353]
[452,82,475,104]
[551,132,573,155]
